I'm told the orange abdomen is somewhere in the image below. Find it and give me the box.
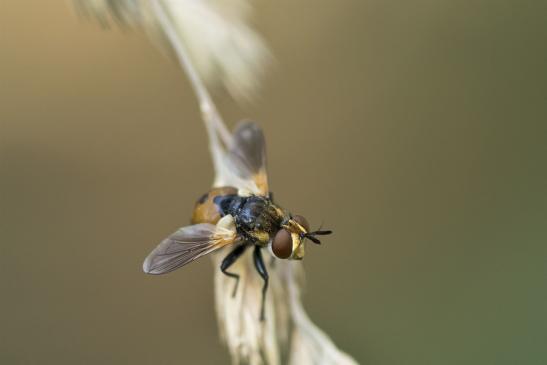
[191,186,238,224]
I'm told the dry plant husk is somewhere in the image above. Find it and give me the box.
[74,0,270,102]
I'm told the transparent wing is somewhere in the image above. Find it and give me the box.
[219,121,269,196]
[143,223,237,275]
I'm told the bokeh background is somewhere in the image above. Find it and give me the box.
[2,1,547,364]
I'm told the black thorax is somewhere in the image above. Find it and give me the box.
[213,194,282,243]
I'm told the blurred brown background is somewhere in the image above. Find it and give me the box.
[1,1,547,364]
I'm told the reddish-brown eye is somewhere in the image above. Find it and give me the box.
[293,215,310,233]
[272,229,292,259]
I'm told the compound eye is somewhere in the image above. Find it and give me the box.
[272,229,293,259]
[293,215,310,233]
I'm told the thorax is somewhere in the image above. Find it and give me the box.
[191,187,285,246]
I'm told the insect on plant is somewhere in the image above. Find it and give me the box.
[142,121,332,320]
[73,1,357,362]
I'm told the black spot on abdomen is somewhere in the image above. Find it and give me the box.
[197,193,209,204]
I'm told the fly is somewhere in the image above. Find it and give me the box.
[142,122,332,320]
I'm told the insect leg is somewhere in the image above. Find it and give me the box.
[253,246,269,321]
[220,244,247,297]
